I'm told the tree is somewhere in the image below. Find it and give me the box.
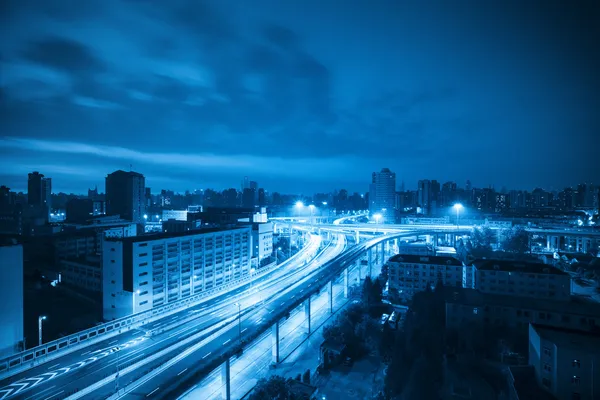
[470,226,494,257]
[501,226,530,254]
[302,369,311,384]
[249,376,300,400]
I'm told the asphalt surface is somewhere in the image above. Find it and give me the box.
[102,235,349,400]
[113,232,394,400]
[1,234,332,400]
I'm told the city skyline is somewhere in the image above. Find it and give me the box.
[2,0,599,193]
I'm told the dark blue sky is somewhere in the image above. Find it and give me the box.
[1,0,599,194]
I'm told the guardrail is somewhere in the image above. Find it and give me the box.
[0,234,321,380]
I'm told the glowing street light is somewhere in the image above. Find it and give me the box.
[373,213,382,224]
[453,203,464,227]
[295,201,304,208]
[143,214,148,220]
[38,315,47,346]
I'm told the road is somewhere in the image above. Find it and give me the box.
[100,235,349,400]
[109,232,394,400]
[1,233,340,400]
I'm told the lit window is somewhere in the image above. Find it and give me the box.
[572,359,581,368]
[571,376,580,385]
[473,308,478,315]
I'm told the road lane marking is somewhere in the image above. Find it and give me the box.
[146,387,160,397]
[242,328,247,333]
[202,352,212,359]
[177,368,187,376]
[108,340,119,345]
[47,364,60,370]
[222,339,230,345]
[81,350,91,356]
[24,385,56,400]
[43,390,64,400]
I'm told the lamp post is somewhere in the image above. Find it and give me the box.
[38,315,47,346]
[453,203,464,228]
[235,303,242,342]
[309,204,315,228]
[132,289,140,314]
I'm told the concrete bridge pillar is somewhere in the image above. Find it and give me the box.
[221,357,231,400]
[304,298,311,334]
[343,268,349,298]
[368,248,373,277]
[356,259,362,281]
[271,321,280,364]
[327,280,334,314]
[356,230,360,243]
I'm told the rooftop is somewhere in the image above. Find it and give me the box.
[105,226,249,243]
[472,259,568,275]
[531,323,600,352]
[446,288,600,318]
[389,254,463,266]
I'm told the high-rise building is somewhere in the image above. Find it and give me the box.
[369,168,396,222]
[418,179,431,214]
[105,170,146,224]
[0,239,24,356]
[27,171,52,220]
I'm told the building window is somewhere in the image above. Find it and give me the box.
[572,359,581,368]
[543,363,552,372]
[543,347,551,356]
[571,376,580,385]
[140,300,149,306]
[473,308,478,315]
[139,253,148,257]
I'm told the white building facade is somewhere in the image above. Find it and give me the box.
[473,259,571,300]
[102,227,252,320]
[0,241,23,356]
[529,323,600,400]
[387,254,469,301]
[252,222,273,264]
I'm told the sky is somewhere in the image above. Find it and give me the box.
[1,0,599,194]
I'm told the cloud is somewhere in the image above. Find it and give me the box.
[21,36,105,75]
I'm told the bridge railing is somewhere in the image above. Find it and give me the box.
[0,234,320,380]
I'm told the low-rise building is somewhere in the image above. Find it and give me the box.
[473,259,571,301]
[252,222,273,264]
[387,254,468,301]
[60,255,102,292]
[102,226,251,320]
[529,323,600,400]
[445,288,600,339]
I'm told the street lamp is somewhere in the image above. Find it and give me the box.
[38,315,47,346]
[234,303,242,342]
[453,203,464,228]
[309,204,315,227]
[132,289,140,314]
[295,201,304,208]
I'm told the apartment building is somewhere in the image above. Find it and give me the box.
[529,323,600,400]
[387,254,468,301]
[445,288,600,338]
[102,227,251,320]
[473,259,571,301]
